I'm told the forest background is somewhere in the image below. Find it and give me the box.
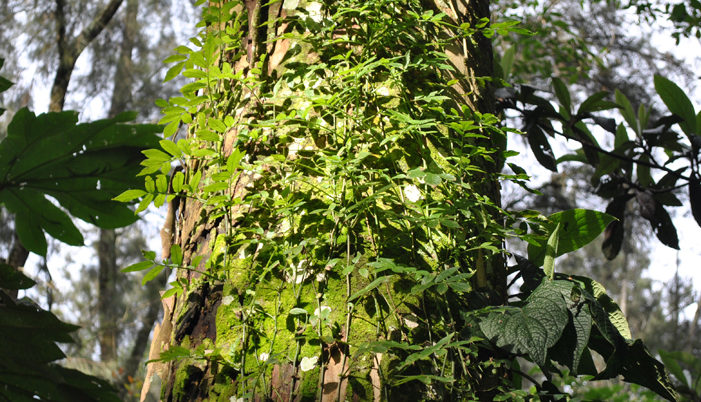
[0,0,700,400]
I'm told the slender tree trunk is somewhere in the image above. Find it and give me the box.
[148,1,503,400]
[96,0,138,365]
[97,228,119,362]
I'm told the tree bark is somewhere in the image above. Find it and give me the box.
[149,1,503,400]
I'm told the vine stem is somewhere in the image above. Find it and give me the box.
[337,226,353,402]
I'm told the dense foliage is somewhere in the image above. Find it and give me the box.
[1,0,700,399]
[118,1,688,400]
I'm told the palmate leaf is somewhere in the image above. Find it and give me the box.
[0,290,119,401]
[0,108,161,256]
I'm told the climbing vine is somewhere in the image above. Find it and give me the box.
[118,0,676,400]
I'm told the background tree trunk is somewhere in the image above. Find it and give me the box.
[149,1,503,400]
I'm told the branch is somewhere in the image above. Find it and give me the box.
[71,0,124,59]
[555,125,692,182]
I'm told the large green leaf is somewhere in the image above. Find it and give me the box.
[502,265,676,400]
[654,75,697,136]
[0,108,161,255]
[567,274,631,340]
[481,279,572,366]
[528,209,616,266]
[0,283,119,401]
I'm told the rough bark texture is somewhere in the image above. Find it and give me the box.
[149,1,503,400]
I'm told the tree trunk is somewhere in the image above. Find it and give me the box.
[148,1,504,400]
[97,228,119,362]
[97,0,136,368]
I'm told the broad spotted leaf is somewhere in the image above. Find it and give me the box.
[481,279,572,366]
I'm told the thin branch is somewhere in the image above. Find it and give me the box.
[71,0,124,59]
[555,125,692,182]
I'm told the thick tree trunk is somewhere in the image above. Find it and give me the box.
[148,1,503,400]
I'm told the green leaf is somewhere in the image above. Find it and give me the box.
[528,209,616,266]
[149,345,192,363]
[552,77,571,115]
[164,62,186,82]
[615,90,639,135]
[526,124,557,172]
[289,308,308,316]
[171,244,183,266]
[424,172,442,186]
[481,280,572,366]
[113,189,147,202]
[160,139,183,157]
[500,46,516,79]
[0,264,36,289]
[121,260,154,273]
[349,276,389,301]
[142,265,165,285]
[172,170,185,193]
[690,174,701,228]
[654,75,696,136]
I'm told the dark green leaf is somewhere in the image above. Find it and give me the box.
[636,194,679,249]
[0,264,36,290]
[552,77,571,115]
[690,174,701,228]
[615,90,638,134]
[0,110,161,244]
[0,76,12,93]
[654,75,696,136]
[526,124,557,172]
[481,279,572,366]
[658,349,690,388]
[601,195,631,260]
[578,91,617,115]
